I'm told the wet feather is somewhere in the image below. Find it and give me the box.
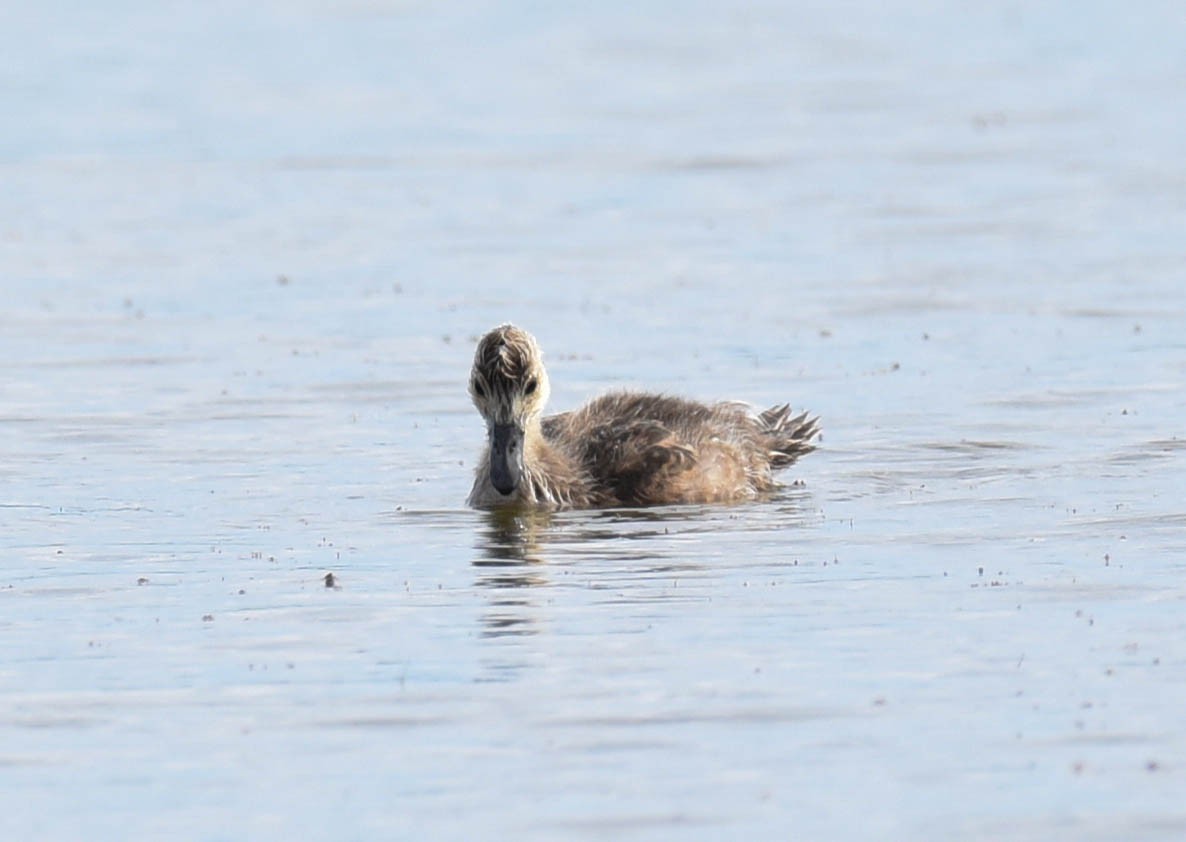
[467,324,819,509]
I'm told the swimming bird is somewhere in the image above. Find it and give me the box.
[467,324,819,509]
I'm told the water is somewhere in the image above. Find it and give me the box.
[4,1,1186,838]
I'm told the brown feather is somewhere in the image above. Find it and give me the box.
[468,325,819,509]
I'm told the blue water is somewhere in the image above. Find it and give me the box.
[4,2,1186,839]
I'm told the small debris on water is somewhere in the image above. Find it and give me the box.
[202,614,214,622]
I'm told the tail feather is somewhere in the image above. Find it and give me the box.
[758,403,820,469]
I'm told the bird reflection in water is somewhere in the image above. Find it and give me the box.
[473,507,552,640]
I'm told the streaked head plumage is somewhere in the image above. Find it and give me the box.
[469,324,549,425]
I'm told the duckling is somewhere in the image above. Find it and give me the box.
[467,324,819,509]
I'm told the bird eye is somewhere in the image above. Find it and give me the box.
[472,381,486,399]
[524,378,538,396]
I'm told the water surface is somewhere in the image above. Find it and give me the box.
[3,1,1186,839]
